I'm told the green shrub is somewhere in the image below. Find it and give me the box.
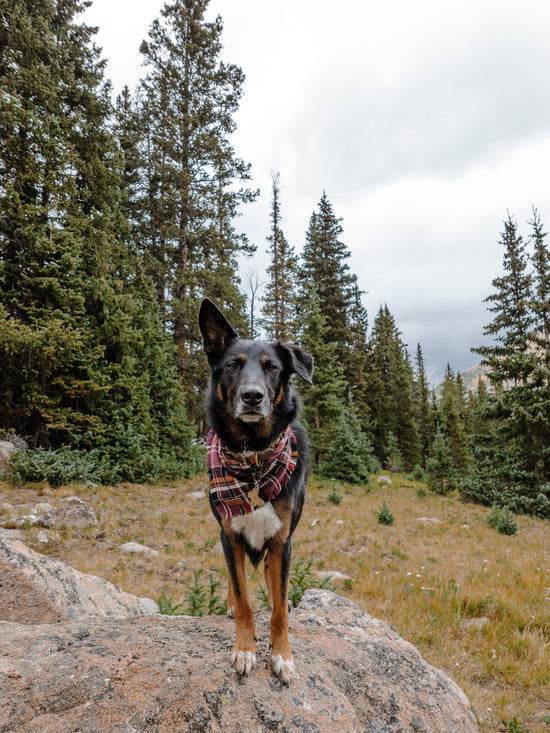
[157,571,227,617]
[318,411,376,484]
[486,506,518,535]
[288,558,335,608]
[157,590,186,615]
[327,484,342,505]
[7,439,206,487]
[377,501,395,525]
[410,463,425,482]
[496,508,518,536]
[506,717,531,733]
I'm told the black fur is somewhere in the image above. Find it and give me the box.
[199,297,313,566]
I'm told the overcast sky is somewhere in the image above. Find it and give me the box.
[84,0,550,384]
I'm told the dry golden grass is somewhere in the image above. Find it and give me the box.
[2,473,549,732]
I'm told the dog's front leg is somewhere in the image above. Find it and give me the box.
[266,538,295,684]
[221,525,256,675]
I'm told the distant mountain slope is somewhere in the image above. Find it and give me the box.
[459,362,492,393]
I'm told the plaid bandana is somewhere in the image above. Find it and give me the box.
[207,427,298,519]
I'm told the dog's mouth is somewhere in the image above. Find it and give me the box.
[237,411,266,423]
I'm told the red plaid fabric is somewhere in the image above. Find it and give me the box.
[207,427,298,519]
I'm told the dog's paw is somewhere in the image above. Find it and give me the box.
[271,654,295,685]
[231,649,256,676]
[227,605,235,618]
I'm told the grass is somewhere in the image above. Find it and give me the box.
[1,473,549,732]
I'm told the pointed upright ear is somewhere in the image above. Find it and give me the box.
[277,343,314,384]
[198,298,238,363]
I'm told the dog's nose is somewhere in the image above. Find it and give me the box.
[241,389,264,407]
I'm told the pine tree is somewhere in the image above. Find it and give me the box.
[261,172,298,341]
[125,0,256,408]
[319,399,376,484]
[530,208,550,386]
[438,365,470,473]
[472,213,543,489]
[474,214,535,387]
[414,343,433,462]
[297,289,347,465]
[0,0,196,479]
[426,424,456,494]
[298,193,356,361]
[528,208,550,480]
[345,286,372,432]
[365,305,420,470]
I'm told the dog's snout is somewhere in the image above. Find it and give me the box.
[241,388,264,407]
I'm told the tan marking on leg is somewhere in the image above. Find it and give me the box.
[266,500,295,683]
[221,520,256,675]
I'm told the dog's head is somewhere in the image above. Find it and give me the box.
[199,298,313,444]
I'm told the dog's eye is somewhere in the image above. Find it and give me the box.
[265,363,278,373]
[226,361,238,371]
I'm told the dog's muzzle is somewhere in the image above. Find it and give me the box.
[235,384,270,421]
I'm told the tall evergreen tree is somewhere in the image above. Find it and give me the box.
[124,0,257,409]
[261,172,298,341]
[298,193,356,359]
[365,305,420,470]
[474,213,535,387]
[472,213,544,488]
[0,0,195,478]
[438,365,470,473]
[297,288,347,464]
[345,286,371,432]
[530,208,550,386]
[414,343,433,462]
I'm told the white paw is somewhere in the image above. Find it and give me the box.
[271,654,295,684]
[231,649,256,676]
[227,605,235,618]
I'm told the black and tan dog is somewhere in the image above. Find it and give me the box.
[198,298,313,684]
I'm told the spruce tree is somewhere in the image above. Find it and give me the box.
[365,305,420,470]
[473,213,543,489]
[129,0,256,411]
[528,208,550,480]
[414,343,433,462]
[426,424,456,495]
[297,288,347,465]
[261,172,298,341]
[0,0,196,479]
[298,193,356,360]
[438,365,470,473]
[530,208,550,386]
[319,399,376,484]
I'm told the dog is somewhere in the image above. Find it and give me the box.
[198,298,313,684]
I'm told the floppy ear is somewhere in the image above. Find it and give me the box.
[198,298,238,363]
[277,343,314,384]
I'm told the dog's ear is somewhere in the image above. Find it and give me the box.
[277,343,314,384]
[199,298,238,363]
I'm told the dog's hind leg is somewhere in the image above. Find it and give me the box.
[221,526,256,675]
[266,538,295,684]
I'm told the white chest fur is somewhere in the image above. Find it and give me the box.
[230,502,282,550]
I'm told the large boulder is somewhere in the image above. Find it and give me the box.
[0,538,157,624]
[0,539,478,733]
[0,440,17,472]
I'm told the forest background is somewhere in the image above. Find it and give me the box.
[1,0,550,520]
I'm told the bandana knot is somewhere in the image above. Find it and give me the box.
[207,427,298,519]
